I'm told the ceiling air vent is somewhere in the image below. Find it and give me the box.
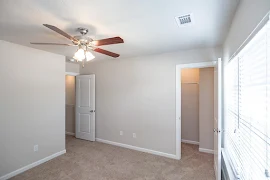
[175,14,194,27]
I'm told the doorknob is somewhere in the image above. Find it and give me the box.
[90,110,95,113]
[213,128,216,132]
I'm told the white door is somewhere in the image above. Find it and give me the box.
[75,75,95,141]
[214,58,222,180]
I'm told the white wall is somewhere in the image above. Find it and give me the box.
[80,47,221,155]
[223,0,270,63]
[66,62,80,74]
[199,67,214,150]
[0,40,65,177]
[181,68,199,143]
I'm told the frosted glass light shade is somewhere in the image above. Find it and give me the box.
[86,51,95,61]
[73,48,85,61]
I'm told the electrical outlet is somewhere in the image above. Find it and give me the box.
[133,133,136,138]
[34,145,38,152]
[120,131,123,136]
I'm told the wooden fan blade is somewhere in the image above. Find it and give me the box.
[92,37,124,46]
[43,24,78,42]
[30,42,77,46]
[94,48,120,58]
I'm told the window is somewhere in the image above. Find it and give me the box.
[224,18,270,179]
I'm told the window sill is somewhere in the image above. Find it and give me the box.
[222,148,238,180]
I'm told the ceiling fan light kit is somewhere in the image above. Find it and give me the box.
[30,24,124,67]
[73,48,86,61]
[73,47,96,67]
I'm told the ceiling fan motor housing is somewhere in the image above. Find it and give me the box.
[73,27,94,45]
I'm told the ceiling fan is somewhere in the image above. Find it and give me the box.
[30,24,124,66]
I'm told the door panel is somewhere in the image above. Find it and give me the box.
[76,75,95,141]
[214,58,222,180]
[79,114,91,133]
[79,79,91,107]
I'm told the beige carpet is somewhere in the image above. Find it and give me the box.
[11,136,215,180]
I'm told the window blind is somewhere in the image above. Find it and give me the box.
[224,19,270,180]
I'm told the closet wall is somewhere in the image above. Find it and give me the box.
[181,68,200,143]
[65,75,76,134]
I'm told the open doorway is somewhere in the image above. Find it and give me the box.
[175,61,218,159]
[175,60,222,180]
[181,67,214,154]
[65,75,76,136]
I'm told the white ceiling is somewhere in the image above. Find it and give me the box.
[0,0,239,60]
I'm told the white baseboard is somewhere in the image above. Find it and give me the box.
[65,132,75,136]
[199,148,214,154]
[181,139,199,145]
[0,150,66,180]
[96,138,178,160]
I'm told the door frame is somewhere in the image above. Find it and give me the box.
[66,72,80,76]
[175,61,216,160]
